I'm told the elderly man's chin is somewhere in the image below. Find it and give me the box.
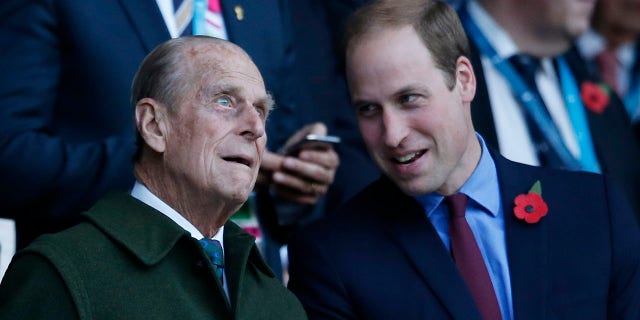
[222,172,258,202]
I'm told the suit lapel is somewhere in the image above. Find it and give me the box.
[562,48,609,148]
[493,153,548,320]
[220,0,270,45]
[116,0,170,53]
[381,180,483,320]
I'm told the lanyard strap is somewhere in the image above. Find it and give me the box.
[459,7,600,172]
[192,0,207,35]
[625,45,640,120]
[557,57,601,173]
[625,81,640,120]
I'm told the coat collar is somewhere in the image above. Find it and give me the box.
[83,192,276,312]
[223,220,276,314]
[84,192,189,266]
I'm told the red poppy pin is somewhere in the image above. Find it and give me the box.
[513,180,548,224]
[580,81,610,114]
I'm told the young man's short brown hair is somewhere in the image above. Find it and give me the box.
[345,0,469,89]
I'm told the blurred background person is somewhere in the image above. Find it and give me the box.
[575,0,640,139]
[456,0,640,218]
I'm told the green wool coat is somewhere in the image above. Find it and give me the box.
[0,192,307,320]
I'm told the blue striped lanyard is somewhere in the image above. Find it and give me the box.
[192,0,207,35]
[625,81,640,120]
[624,45,640,120]
[557,58,601,173]
[459,8,600,173]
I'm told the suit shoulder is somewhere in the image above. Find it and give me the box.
[298,177,420,239]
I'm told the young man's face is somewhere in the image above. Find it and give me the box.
[346,25,479,196]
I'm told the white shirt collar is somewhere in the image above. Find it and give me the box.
[130,181,224,245]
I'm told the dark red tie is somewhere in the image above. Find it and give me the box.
[446,194,502,320]
[596,49,620,94]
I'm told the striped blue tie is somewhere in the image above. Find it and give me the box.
[199,238,224,285]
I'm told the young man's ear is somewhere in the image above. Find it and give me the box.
[455,56,476,103]
[135,98,168,153]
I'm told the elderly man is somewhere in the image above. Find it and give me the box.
[0,36,306,319]
[287,1,640,319]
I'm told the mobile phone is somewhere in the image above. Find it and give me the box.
[283,134,341,156]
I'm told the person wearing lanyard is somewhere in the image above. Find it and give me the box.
[459,0,640,218]
[575,0,640,140]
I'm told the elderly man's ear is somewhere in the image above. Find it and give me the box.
[135,98,168,153]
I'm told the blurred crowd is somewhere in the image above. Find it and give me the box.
[0,0,639,318]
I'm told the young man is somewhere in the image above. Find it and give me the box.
[287,1,640,319]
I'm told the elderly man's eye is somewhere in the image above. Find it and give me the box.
[254,105,266,119]
[216,96,232,107]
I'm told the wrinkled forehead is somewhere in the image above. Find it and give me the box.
[182,43,268,105]
[185,42,265,89]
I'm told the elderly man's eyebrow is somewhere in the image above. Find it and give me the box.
[259,93,275,112]
[196,83,238,103]
[200,83,235,96]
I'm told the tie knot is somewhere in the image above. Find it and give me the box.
[199,238,224,268]
[445,193,468,218]
[509,54,541,86]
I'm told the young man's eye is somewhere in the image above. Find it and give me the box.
[400,94,418,104]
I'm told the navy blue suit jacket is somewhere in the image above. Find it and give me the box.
[0,0,334,248]
[0,0,157,247]
[467,38,640,219]
[288,152,640,319]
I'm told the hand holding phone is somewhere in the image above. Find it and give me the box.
[283,134,341,156]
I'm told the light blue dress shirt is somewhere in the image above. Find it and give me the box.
[415,134,514,320]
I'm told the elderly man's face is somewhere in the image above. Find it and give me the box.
[346,26,478,196]
[163,44,270,205]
